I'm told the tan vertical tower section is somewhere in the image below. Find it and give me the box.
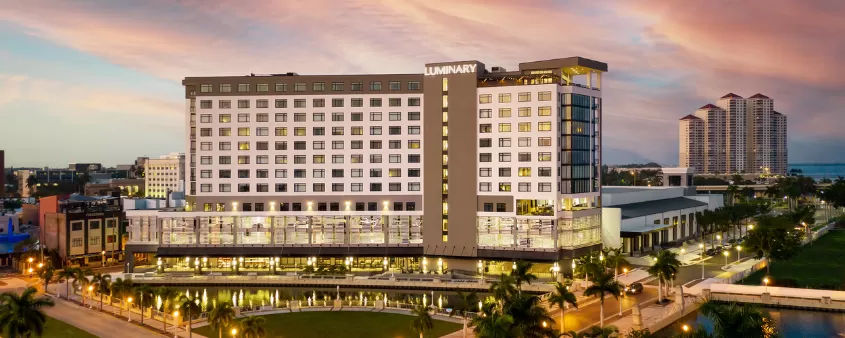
[422,61,484,258]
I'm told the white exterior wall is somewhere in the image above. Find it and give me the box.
[602,208,621,248]
[145,154,185,199]
[191,94,423,197]
[603,187,685,206]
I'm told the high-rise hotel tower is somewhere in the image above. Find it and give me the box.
[125,57,606,275]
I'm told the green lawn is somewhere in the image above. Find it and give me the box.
[194,311,462,338]
[41,316,97,338]
[741,230,845,289]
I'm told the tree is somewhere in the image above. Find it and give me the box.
[575,255,601,281]
[726,184,739,206]
[110,277,133,316]
[73,268,92,307]
[448,291,478,338]
[505,293,555,338]
[91,272,111,311]
[547,281,578,333]
[133,284,155,327]
[647,250,680,303]
[583,271,622,328]
[209,301,237,338]
[489,274,518,305]
[76,172,92,194]
[56,268,78,300]
[583,325,620,338]
[763,185,780,201]
[38,266,55,295]
[699,300,776,338]
[674,325,713,338]
[602,247,628,280]
[24,175,38,195]
[239,315,267,338]
[745,215,803,274]
[472,303,514,338]
[0,287,55,338]
[177,295,202,338]
[510,261,538,291]
[625,328,654,338]
[156,287,180,332]
[410,304,434,338]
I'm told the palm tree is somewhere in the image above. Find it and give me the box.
[76,172,92,194]
[547,281,578,333]
[38,266,55,295]
[489,274,517,305]
[110,277,133,316]
[726,184,739,206]
[764,185,780,202]
[583,271,622,328]
[602,247,628,280]
[471,304,514,338]
[575,255,601,281]
[209,301,237,338]
[24,175,38,195]
[156,287,180,332]
[582,325,620,338]
[0,287,55,338]
[510,261,538,291]
[410,304,434,338]
[647,250,681,303]
[56,268,78,300]
[177,295,202,338]
[699,300,774,338]
[448,291,478,338]
[239,315,267,338]
[133,284,155,327]
[91,272,111,311]
[505,293,555,337]
[73,268,92,307]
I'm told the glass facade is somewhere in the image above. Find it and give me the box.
[476,217,555,249]
[557,214,601,249]
[560,93,600,194]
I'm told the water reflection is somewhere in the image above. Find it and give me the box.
[659,308,845,338]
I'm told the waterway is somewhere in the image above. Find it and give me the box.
[789,163,845,180]
[656,308,845,337]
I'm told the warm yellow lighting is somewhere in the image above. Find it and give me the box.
[28,257,34,263]
[723,251,729,257]
[102,251,106,255]
[736,246,742,251]
[88,286,94,291]
[623,268,628,274]
[28,268,33,273]
[699,243,704,249]
[231,328,238,336]
[682,324,690,332]
[127,297,133,303]
[763,277,770,285]
[542,321,548,328]
[37,263,43,268]
[680,248,686,254]
[173,310,179,317]
[749,224,755,230]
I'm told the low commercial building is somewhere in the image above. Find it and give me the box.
[41,196,125,266]
[84,179,145,197]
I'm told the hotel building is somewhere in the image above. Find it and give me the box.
[144,152,186,199]
[125,57,606,275]
[678,93,787,175]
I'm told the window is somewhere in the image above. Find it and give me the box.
[351,141,363,149]
[219,114,231,123]
[200,128,212,137]
[332,126,344,135]
[518,122,531,132]
[313,99,325,108]
[219,100,231,109]
[275,183,287,192]
[480,168,492,177]
[480,182,491,192]
[408,126,421,135]
[72,238,83,247]
[200,142,212,151]
[294,113,306,122]
[370,168,382,177]
[238,183,250,192]
[539,183,552,192]
[408,182,421,191]
[275,127,287,136]
[497,203,506,212]
[275,155,287,164]
[294,155,306,164]
[370,81,382,91]
[238,169,250,178]
[219,184,231,192]
[409,81,421,90]
[332,155,344,164]
[237,84,249,92]
[200,114,212,123]
[332,183,344,192]
[275,169,287,178]
[389,126,401,135]
[518,152,531,162]
[519,137,531,147]
[257,83,269,92]
[370,112,382,121]
[389,112,402,121]
[275,141,287,151]
[294,127,306,136]
[538,137,552,146]
[370,183,382,191]
[294,82,306,92]
[275,83,287,92]
[498,123,511,132]
[219,142,231,150]
[351,183,363,192]
[331,141,344,150]
[408,111,421,120]
[538,152,552,161]
[408,168,421,177]
[312,82,325,91]
[479,124,492,133]
[480,153,492,162]
[332,98,344,107]
[538,106,552,116]
[218,128,231,136]
[498,108,511,118]
[370,127,382,135]
[539,91,552,101]
[351,82,363,91]
[370,154,382,163]
[200,100,212,109]
[313,112,325,122]
[389,182,401,191]
[498,153,511,162]
[518,107,531,117]
[408,97,421,106]
[200,156,212,165]
[498,93,511,103]
[218,169,232,178]
[539,167,552,176]
[275,113,287,122]
[255,155,268,164]
[518,182,531,192]
[257,113,269,122]
[479,94,492,104]
[256,127,269,136]
[538,122,552,131]
[389,98,401,107]
[294,169,306,178]
[389,154,401,163]
[331,82,344,91]
[518,92,531,102]
[238,127,250,136]
[312,155,325,164]
[499,182,511,192]
[219,156,231,164]
[389,81,401,90]
[220,84,231,92]
[370,98,382,107]
[499,138,512,147]
[237,113,250,122]
[480,138,492,147]
[518,167,531,177]
[499,168,511,177]
[479,109,492,118]
[237,100,250,108]
[294,99,306,108]
[408,140,420,149]
[294,184,306,192]
[408,154,420,163]
[313,183,325,192]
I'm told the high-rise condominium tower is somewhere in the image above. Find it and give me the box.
[124,57,606,273]
[679,93,787,175]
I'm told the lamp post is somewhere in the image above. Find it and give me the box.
[102,251,106,267]
[87,285,94,308]
[723,250,729,266]
[477,260,484,283]
[763,277,770,293]
[28,268,33,278]
[127,297,133,322]
[699,243,705,280]
[552,262,560,282]
[173,311,180,338]
[716,234,722,246]
[682,324,690,333]
[231,328,238,337]
[27,257,34,271]
[736,246,742,262]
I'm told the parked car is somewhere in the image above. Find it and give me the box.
[625,282,644,295]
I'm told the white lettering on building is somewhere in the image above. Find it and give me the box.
[424,64,478,76]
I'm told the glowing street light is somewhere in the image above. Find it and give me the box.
[763,277,770,293]
[231,328,238,337]
[682,324,690,332]
[736,246,742,261]
[127,297,133,322]
[723,250,729,266]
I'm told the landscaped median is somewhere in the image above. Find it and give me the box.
[192,311,461,338]
[41,315,97,338]
[741,229,845,289]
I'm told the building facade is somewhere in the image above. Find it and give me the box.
[679,94,787,175]
[144,153,185,199]
[125,57,607,275]
[41,197,125,266]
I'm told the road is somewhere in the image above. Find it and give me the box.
[548,286,660,333]
[44,294,166,338]
[644,258,732,288]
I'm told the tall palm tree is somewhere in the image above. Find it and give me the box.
[0,287,55,338]
[76,172,92,194]
[410,304,434,338]
[110,277,132,316]
[38,266,55,294]
[602,247,628,280]
[133,284,155,327]
[209,301,237,338]
[583,271,622,328]
[24,175,38,195]
[489,274,517,305]
[472,303,515,338]
[56,268,78,300]
[156,287,180,332]
[510,261,538,291]
[699,300,774,338]
[91,272,111,311]
[73,268,92,307]
[239,316,267,338]
[177,295,202,338]
[547,281,578,333]
[505,293,556,337]
[575,255,601,281]
[726,184,739,206]
[647,250,681,302]
[448,291,478,338]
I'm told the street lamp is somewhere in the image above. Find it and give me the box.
[736,246,742,261]
[27,257,34,271]
[28,268,33,278]
[102,251,106,267]
[698,243,705,279]
[552,262,560,282]
[512,261,517,271]
[748,224,754,231]
[127,297,133,322]
[477,260,484,283]
[763,277,770,292]
[37,262,44,269]
[723,250,729,266]
[682,324,690,332]
[231,328,238,337]
[87,285,94,308]
[716,234,722,245]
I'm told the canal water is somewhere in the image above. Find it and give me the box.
[657,308,845,337]
[168,286,487,313]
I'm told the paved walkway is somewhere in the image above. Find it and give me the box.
[44,295,169,338]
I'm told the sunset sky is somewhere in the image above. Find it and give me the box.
[1,0,843,167]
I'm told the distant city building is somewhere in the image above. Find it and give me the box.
[40,196,125,266]
[0,150,5,197]
[678,93,787,175]
[144,153,185,199]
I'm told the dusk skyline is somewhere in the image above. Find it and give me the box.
[1,0,843,167]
